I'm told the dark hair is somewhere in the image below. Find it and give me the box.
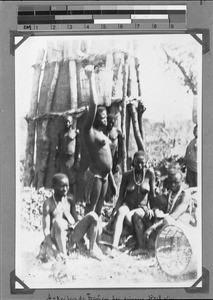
[93,105,107,128]
[132,150,148,167]
[107,113,116,123]
[133,150,146,160]
[168,168,183,180]
[97,105,106,114]
[52,173,68,187]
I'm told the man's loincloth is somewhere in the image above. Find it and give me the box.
[84,168,108,204]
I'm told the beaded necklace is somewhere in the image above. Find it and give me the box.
[167,188,183,213]
[133,168,145,193]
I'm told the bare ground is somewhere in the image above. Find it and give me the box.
[16,229,197,289]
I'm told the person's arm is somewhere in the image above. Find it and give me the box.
[112,172,128,214]
[144,219,164,240]
[69,198,79,223]
[149,168,156,203]
[170,190,191,220]
[55,133,61,167]
[73,129,81,168]
[143,168,156,219]
[108,171,117,197]
[117,130,123,165]
[84,65,98,134]
[42,201,58,254]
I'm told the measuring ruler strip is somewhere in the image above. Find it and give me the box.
[17,22,186,31]
[17,4,186,31]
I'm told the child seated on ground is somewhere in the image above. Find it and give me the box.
[37,173,103,262]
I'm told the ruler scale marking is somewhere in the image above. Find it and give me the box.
[17,4,186,32]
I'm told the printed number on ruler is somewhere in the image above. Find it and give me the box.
[51,24,57,30]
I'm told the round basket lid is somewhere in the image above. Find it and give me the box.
[155,225,193,277]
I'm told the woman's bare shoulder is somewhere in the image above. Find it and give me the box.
[146,167,155,176]
[122,170,133,181]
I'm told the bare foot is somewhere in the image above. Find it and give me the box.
[89,250,104,261]
[130,249,149,256]
[89,244,104,261]
[109,248,120,259]
[56,252,67,263]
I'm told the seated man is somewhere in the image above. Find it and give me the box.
[38,173,103,262]
[144,168,194,250]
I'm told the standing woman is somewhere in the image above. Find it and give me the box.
[110,150,155,255]
[83,65,117,216]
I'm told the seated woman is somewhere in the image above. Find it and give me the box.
[144,168,194,249]
[109,150,155,256]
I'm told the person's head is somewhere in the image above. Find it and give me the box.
[93,105,107,129]
[107,113,116,131]
[193,125,198,139]
[167,169,183,193]
[63,115,73,130]
[132,150,147,171]
[52,173,69,198]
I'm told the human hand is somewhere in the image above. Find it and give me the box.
[163,214,176,226]
[138,101,146,115]
[85,65,94,78]
[154,208,166,219]
[111,208,118,218]
[146,209,154,220]
[115,166,120,173]
[144,227,154,241]
[111,184,117,197]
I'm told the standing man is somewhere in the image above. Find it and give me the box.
[184,125,198,187]
[83,65,117,216]
[106,113,123,175]
[55,115,80,197]
[105,113,123,203]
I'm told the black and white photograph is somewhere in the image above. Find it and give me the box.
[15,34,202,289]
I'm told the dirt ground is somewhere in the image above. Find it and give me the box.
[16,228,197,289]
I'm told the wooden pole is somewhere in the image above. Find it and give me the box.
[35,41,61,188]
[134,57,142,98]
[104,52,113,107]
[137,101,146,140]
[121,53,129,173]
[38,61,60,187]
[126,105,131,154]
[69,60,78,111]
[134,57,146,140]
[23,49,45,186]
[128,102,146,152]
[76,60,84,106]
